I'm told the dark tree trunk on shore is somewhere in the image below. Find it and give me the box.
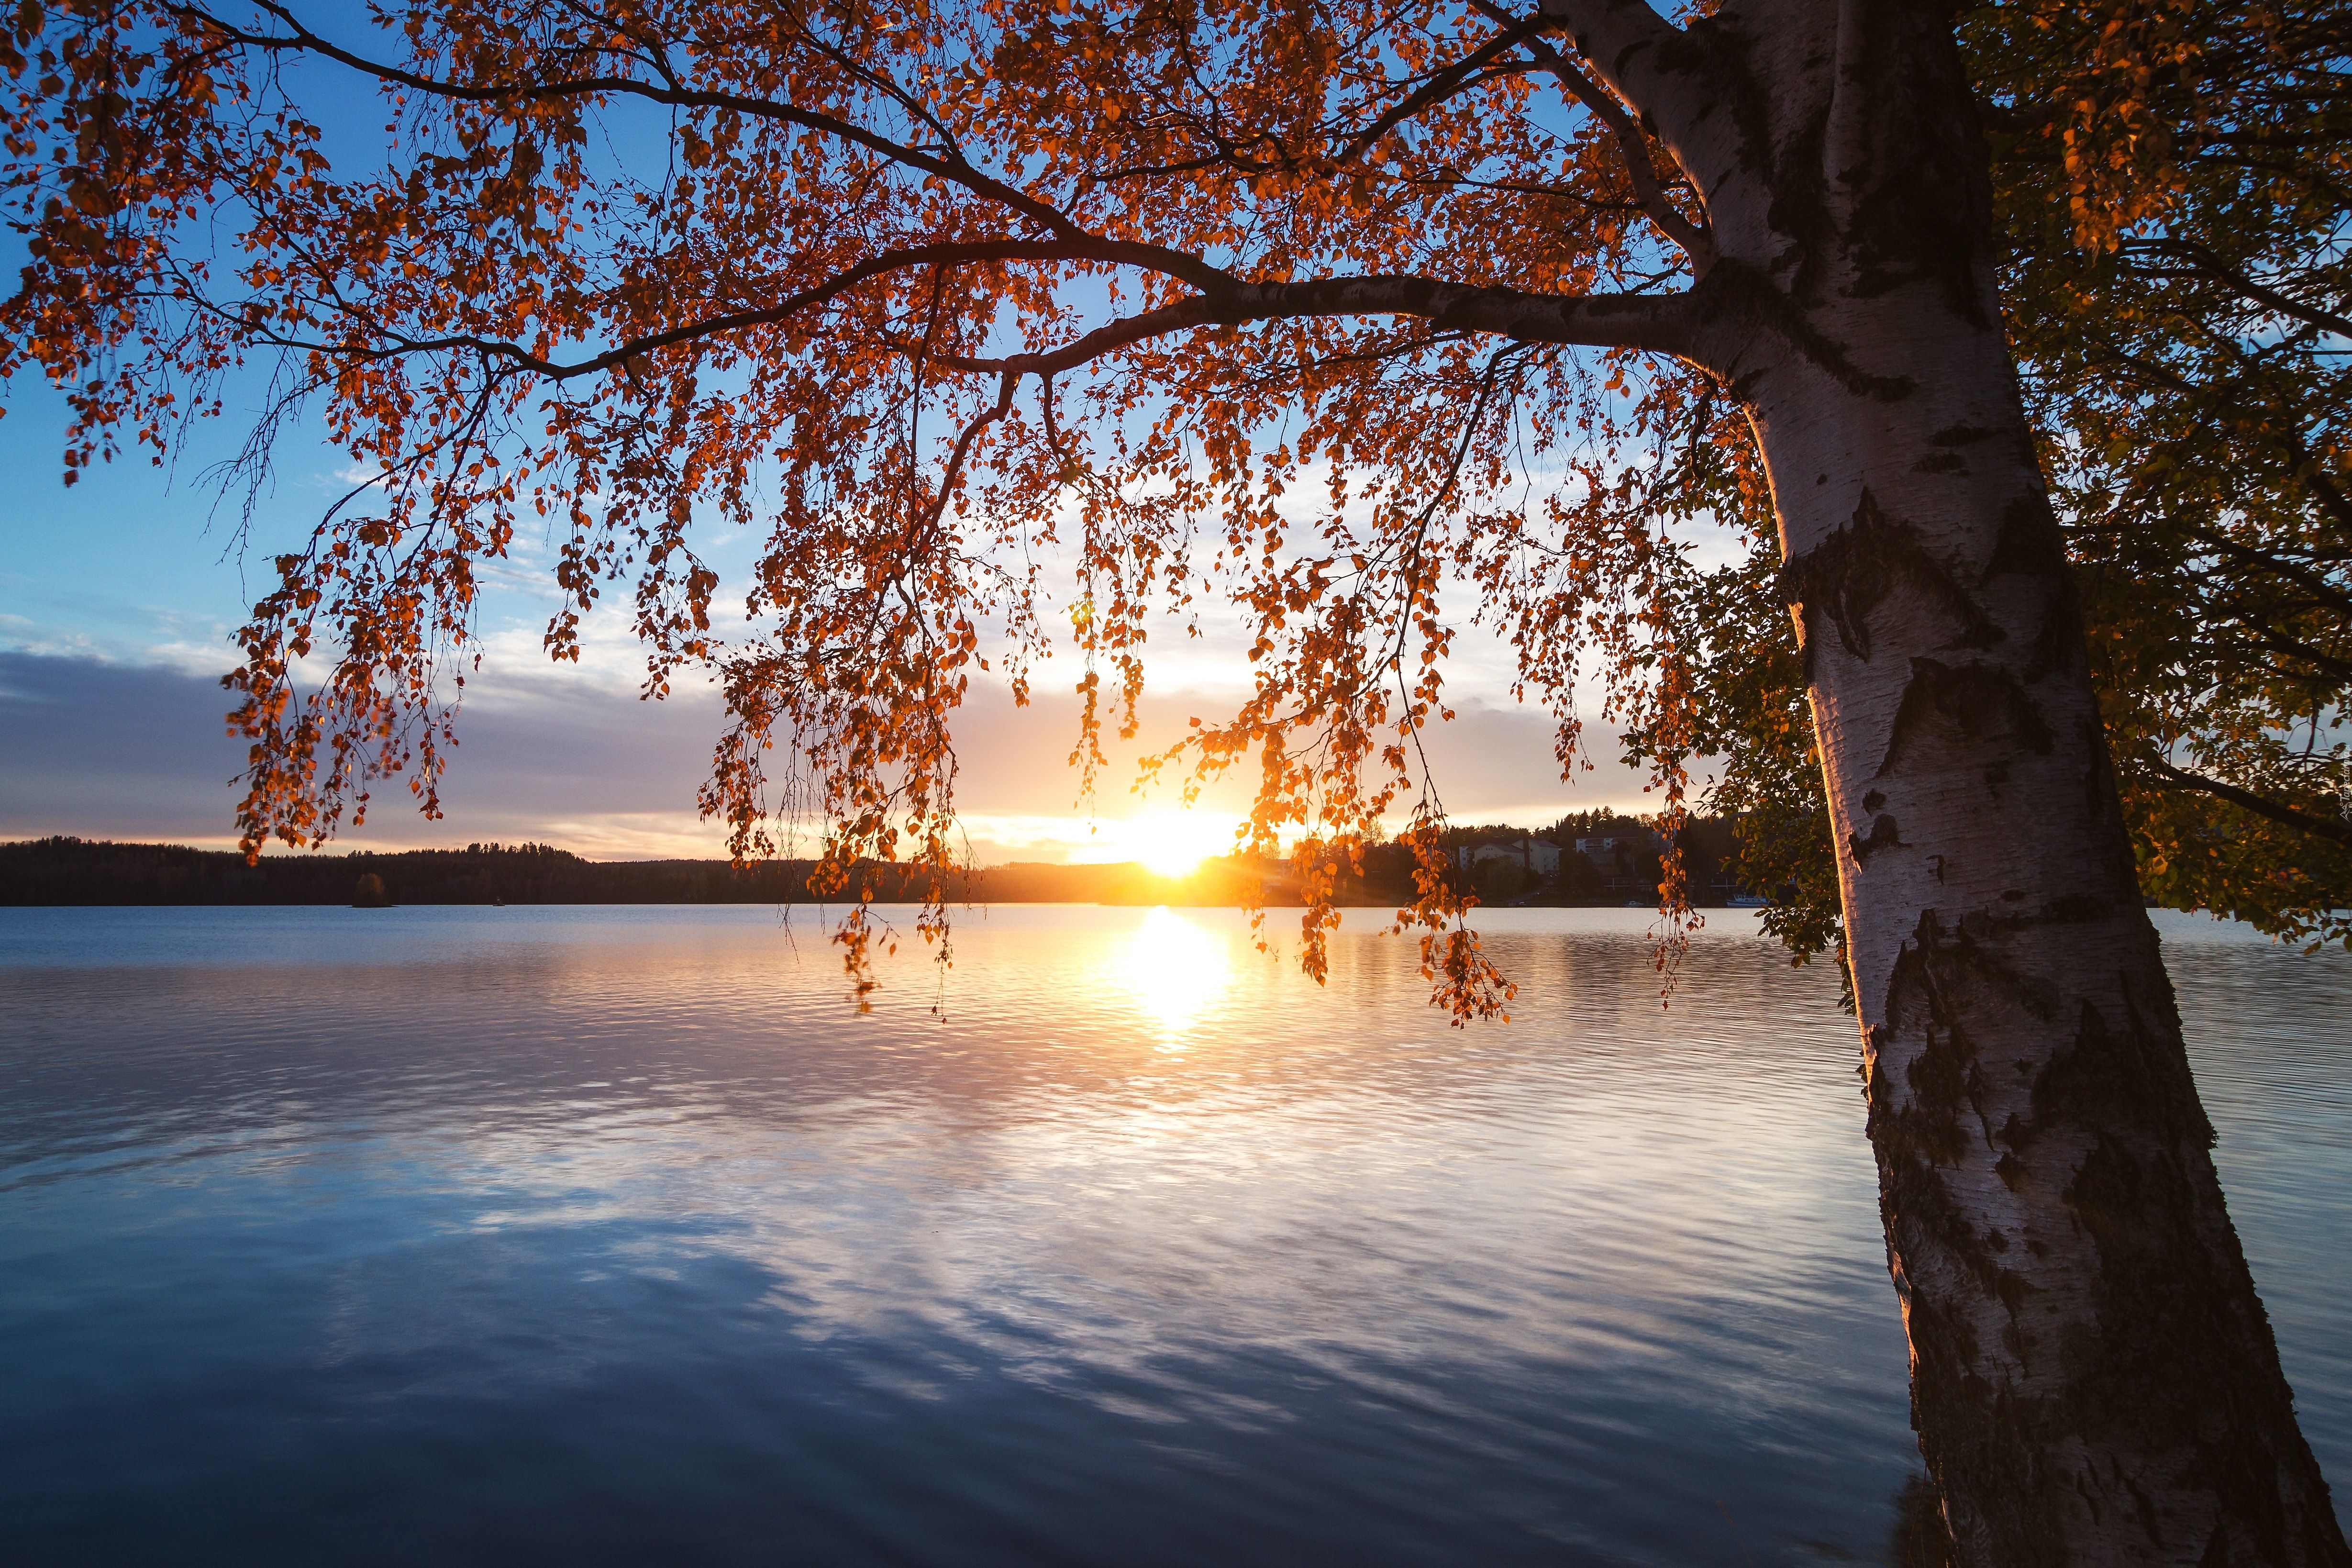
[1566,0,2352,1557]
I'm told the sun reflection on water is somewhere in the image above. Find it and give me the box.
[1118,907,1233,1045]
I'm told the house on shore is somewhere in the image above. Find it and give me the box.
[1456,836,1562,879]
[1571,830,1670,862]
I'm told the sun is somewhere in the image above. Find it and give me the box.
[1129,811,1238,880]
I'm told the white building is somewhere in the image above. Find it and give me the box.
[1574,831,1665,862]
[1458,837,1562,878]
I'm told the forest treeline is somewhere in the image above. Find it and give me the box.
[1,819,1750,909]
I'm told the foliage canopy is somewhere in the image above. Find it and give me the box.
[4,0,2343,1006]
[1685,0,2352,969]
[3,0,1749,1013]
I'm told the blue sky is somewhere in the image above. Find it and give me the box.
[0,364,1652,863]
[0,16,1671,866]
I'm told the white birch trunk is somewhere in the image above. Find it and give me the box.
[1556,0,2352,1557]
[1747,302,2345,1567]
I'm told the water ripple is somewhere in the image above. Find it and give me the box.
[0,904,2342,1566]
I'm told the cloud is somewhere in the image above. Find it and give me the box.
[0,650,724,857]
[0,646,1662,864]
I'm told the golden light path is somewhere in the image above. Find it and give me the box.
[1116,906,1234,1045]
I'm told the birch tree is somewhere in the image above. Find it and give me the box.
[4,0,2344,1558]
[1694,0,2352,969]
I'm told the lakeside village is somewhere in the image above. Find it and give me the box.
[0,813,1766,910]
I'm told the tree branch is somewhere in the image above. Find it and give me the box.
[907,369,1021,560]
[2184,524,2352,620]
[1468,0,1715,271]
[2127,239,2352,340]
[2142,753,2352,846]
[232,233,1693,400]
[940,276,1696,381]
[1334,14,1555,167]
[1531,0,1711,151]
[240,239,1231,380]
[167,0,1231,292]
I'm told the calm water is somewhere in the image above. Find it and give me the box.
[1,904,2344,1566]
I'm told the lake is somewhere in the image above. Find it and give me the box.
[1,904,2345,1565]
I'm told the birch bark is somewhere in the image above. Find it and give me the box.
[1565,0,2352,1556]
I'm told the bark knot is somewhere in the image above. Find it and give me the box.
[1850,812,1906,863]
[1779,490,2000,669]
[1877,657,2054,778]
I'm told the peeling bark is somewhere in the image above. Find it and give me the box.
[1632,0,2352,1559]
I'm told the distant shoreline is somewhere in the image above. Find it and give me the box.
[0,835,1732,910]
[0,836,1399,910]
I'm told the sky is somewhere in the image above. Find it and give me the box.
[0,10,1688,869]
[0,367,1662,866]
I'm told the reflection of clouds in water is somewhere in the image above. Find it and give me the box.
[1115,906,1233,1044]
[13,906,2348,1559]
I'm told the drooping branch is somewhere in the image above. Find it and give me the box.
[905,367,1022,558]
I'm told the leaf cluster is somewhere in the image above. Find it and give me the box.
[2,0,1721,1013]
[1685,0,2352,962]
